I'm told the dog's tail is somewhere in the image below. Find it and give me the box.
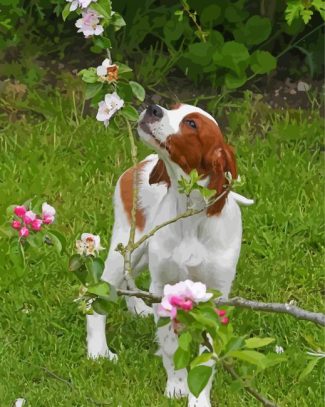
[229,191,254,206]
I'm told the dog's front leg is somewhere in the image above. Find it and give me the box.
[151,281,189,399]
[86,312,118,361]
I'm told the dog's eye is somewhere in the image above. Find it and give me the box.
[185,119,196,129]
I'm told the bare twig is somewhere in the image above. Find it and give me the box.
[222,361,278,407]
[115,288,325,326]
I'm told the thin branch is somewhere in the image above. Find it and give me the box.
[132,187,230,251]
[121,118,138,290]
[222,361,278,407]
[201,332,278,407]
[215,297,325,327]
[115,288,325,326]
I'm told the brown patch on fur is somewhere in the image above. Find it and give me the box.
[120,161,148,230]
[149,159,171,186]
[165,112,237,215]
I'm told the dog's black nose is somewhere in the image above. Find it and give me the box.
[146,104,163,119]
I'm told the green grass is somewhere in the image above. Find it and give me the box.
[0,95,324,406]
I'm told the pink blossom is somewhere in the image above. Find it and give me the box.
[31,218,43,231]
[221,317,229,325]
[170,295,193,311]
[19,226,29,238]
[42,202,56,224]
[157,280,213,320]
[23,210,36,224]
[11,220,21,230]
[215,309,226,317]
[75,10,104,38]
[14,205,27,217]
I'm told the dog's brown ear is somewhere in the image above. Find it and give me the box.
[149,159,171,187]
[204,144,237,216]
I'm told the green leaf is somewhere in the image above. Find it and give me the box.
[224,336,245,354]
[157,317,170,328]
[85,82,103,100]
[214,41,249,76]
[111,12,126,31]
[229,350,266,368]
[190,353,213,369]
[46,232,62,254]
[191,307,219,329]
[92,298,111,315]
[299,358,320,381]
[121,105,139,122]
[250,51,277,75]
[129,81,145,102]
[225,72,247,89]
[62,3,71,22]
[78,68,98,84]
[178,332,192,351]
[174,347,191,370]
[69,254,83,271]
[93,36,111,49]
[49,230,67,252]
[90,0,111,20]
[87,281,110,296]
[245,337,275,349]
[86,257,104,284]
[242,16,271,45]
[116,62,133,75]
[187,366,213,397]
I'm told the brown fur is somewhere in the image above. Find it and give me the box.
[149,112,237,215]
[120,161,147,230]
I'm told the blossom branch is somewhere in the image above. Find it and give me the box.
[221,361,278,407]
[115,288,325,326]
[120,118,139,290]
[132,187,231,251]
[201,332,278,407]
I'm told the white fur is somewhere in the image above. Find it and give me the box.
[86,104,253,406]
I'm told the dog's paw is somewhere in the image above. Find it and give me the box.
[127,297,153,317]
[188,394,211,407]
[165,377,189,398]
[87,345,118,362]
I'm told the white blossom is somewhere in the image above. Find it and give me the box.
[96,92,124,126]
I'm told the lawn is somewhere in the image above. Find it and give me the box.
[0,93,324,406]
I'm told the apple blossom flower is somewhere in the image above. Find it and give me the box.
[97,58,119,82]
[31,218,43,231]
[66,0,97,11]
[23,210,36,224]
[19,226,29,238]
[14,205,27,217]
[76,233,104,256]
[42,202,56,224]
[158,280,213,320]
[11,220,21,230]
[75,10,104,38]
[96,92,124,127]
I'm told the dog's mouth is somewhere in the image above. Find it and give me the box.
[138,120,165,148]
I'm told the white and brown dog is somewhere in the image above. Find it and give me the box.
[86,104,253,406]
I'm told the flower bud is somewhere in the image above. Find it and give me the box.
[11,220,21,230]
[19,226,29,238]
[14,205,27,217]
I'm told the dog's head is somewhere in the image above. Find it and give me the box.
[137,103,237,214]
